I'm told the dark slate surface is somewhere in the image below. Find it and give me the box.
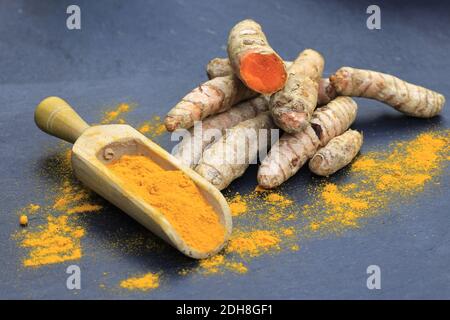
[0,0,449,299]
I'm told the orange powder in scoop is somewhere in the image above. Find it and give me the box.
[107,155,225,253]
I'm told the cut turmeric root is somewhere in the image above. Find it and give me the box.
[195,112,276,190]
[164,75,257,131]
[309,129,363,176]
[258,97,357,189]
[172,96,269,168]
[227,19,287,94]
[206,57,336,106]
[330,67,445,118]
[270,49,324,133]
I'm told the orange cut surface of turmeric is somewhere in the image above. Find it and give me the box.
[240,52,287,94]
[107,155,225,253]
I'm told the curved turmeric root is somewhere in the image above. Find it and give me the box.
[270,49,325,133]
[196,112,276,190]
[206,57,336,106]
[309,129,363,176]
[164,75,257,131]
[330,67,445,118]
[258,97,357,189]
[172,96,269,168]
[227,19,287,94]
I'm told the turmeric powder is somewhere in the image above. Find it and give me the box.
[120,272,160,291]
[19,215,85,267]
[101,103,132,124]
[226,230,281,256]
[107,154,225,253]
[304,130,450,232]
[137,115,166,138]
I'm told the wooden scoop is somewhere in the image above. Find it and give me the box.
[34,96,232,259]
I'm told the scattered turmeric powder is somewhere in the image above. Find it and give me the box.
[120,272,160,291]
[138,115,166,138]
[226,230,281,256]
[228,194,248,217]
[107,155,225,253]
[264,193,293,207]
[304,130,450,232]
[101,103,132,124]
[66,204,103,214]
[19,215,85,267]
[197,255,249,274]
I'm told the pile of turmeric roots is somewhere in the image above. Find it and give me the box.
[165,19,446,190]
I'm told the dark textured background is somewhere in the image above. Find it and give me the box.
[0,0,449,299]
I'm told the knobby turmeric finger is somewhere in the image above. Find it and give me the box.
[309,129,363,176]
[173,96,269,168]
[317,78,337,106]
[227,19,287,94]
[206,57,336,106]
[330,67,446,118]
[270,49,325,133]
[195,112,276,190]
[310,97,358,146]
[258,97,357,189]
[164,75,257,131]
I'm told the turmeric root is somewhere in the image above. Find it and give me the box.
[257,126,320,189]
[317,78,337,106]
[206,57,336,106]
[309,129,363,176]
[310,96,358,146]
[227,19,287,94]
[164,75,257,131]
[172,96,269,168]
[270,49,325,133]
[330,67,445,118]
[206,58,235,79]
[258,97,357,188]
[195,112,276,190]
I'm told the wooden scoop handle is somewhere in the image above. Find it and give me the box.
[35,96,90,144]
